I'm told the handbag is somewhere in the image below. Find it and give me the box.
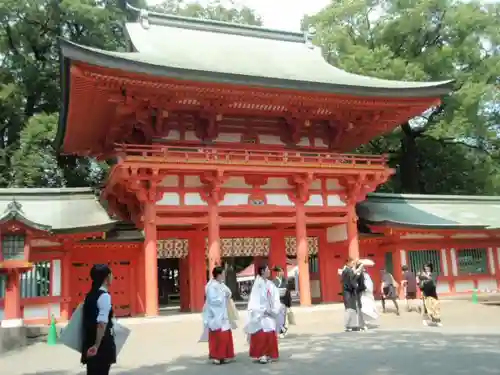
[227,298,239,324]
[287,309,296,326]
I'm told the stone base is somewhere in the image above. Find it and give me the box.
[0,326,27,354]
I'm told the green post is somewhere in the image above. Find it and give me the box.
[471,288,479,304]
[47,315,57,346]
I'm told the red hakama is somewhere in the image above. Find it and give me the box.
[249,330,279,359]
[208,329,235,360]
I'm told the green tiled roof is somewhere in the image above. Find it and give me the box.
[358,193,500,230]
[0,188,116,233]
[58,5,454,98]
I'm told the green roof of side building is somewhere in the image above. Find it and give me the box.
[0,188,116,233]
[58,3,454,98]
[358,193,500,230]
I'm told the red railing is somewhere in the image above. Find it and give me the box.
[115,144,388,169]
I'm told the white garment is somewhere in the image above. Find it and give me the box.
[244,276,281,334]
[360,272,378,321]
[97,286,112,324]
[202,279,232,332]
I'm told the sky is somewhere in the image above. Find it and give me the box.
[147,0,331,31]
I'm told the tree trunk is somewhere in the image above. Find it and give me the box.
[224,257,242,301]
[399,122,421,193]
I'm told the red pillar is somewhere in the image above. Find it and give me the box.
[188,231,206,312]
[3,270,22,326]
[144,201,159,317]
[296,202,311,306]
[318,231,336,303]
[207,198,221,274]
[269,233,287,278]
[60,251,71,320]
[347,205,359,260]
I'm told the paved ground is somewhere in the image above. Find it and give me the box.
[1,301,500,375]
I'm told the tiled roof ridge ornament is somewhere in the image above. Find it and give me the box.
[139,8,150,30]
[305,26,316,50]
[5,199,23,216]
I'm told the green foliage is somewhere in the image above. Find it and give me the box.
[0,0,259,188]
[306,0,500,194]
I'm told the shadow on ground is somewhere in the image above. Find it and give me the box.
[22,330,500,375]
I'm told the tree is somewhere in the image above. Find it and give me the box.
[305,0,500,194]
[0,0,261,188]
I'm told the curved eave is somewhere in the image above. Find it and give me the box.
[56,39,454,150]
[50,221,118,235]
[0,212,53,232]
[365,220,488,231]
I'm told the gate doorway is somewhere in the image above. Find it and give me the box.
[158,258,180,306]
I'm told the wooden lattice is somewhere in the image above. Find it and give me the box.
[285,236,319,256]
[204,237,271,257]
[157,239,189,258]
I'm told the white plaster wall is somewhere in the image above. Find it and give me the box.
[314,138,328,148]
[451,233,489,239]
[184,193,207,205]
[297,137,310,147]
[261,178,291,189]
[400,250,407,266]
[258,134,284,145]
[478,278,498,292]
[436,281,450,294]
[223,177,252,188]
[450,249,458,276]
[310,179,321,190]
[400,233,443,239]
[440,249,449,276]
[488,248,495,275]
[164,129,180,140]
[265,194,294,206]
[51,260,61,297]
[30,239,61,247]
[160,175,179,187]
[305,194,323,207]
[325,179,342,190]
[455,280,474,292]
[215,132,241,142]
[185,130,198,141]
[327,224,347,243]
[157,193,181,205]
[185,175,202,187]
[327,195,345,206]
[219,193,249,206]
[23,306,48,319]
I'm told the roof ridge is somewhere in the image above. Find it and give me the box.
[367,192,500,202]
[126,2,308,44]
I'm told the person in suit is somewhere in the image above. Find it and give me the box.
[81,264,116,375]
[272,266,292,338]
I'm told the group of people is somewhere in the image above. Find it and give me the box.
[341,258,442,332]
[77,260,442,374]
[202,264,291,365]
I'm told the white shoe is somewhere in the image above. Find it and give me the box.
[212,359,222,365]
[423,320,429,326]
[436,322,443,327]
[279,333,286,339]
[259,356,269,364]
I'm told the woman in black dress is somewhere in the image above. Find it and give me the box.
[418,263,442,326]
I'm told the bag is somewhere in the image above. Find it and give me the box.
[60,305,130,356]
[227,298,239,326]
[60,304,83,353]
[287,309,296,326]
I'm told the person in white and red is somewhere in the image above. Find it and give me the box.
[81,264,116,375]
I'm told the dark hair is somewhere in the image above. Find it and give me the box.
[424,263,434,272]
[257,264,269,277]
[402,265,409,271]
[212,266,224,279]
[90,264,111,292]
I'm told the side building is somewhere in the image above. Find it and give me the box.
[1,189,499,329]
